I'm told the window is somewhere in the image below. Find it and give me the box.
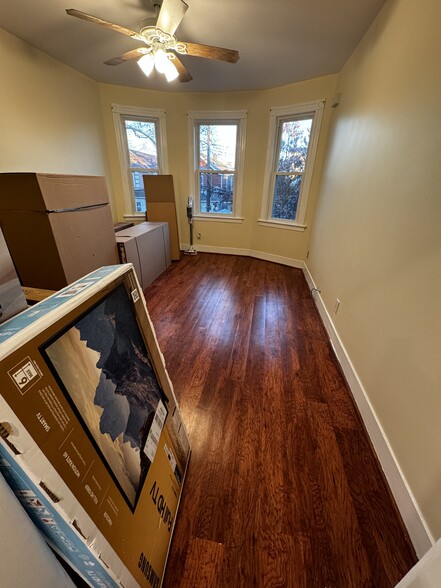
[112,104,169,217]
[260,100,325,230]
[188,110,247,221]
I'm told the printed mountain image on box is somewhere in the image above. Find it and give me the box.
[42,283,168,509]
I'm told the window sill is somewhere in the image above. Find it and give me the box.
[194,215,244,224]
[257,219,307,232]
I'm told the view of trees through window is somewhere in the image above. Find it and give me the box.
[272,118,312,221]
[124,118,159,213]
[198,123,237,214]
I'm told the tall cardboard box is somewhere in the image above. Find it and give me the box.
[143,176,180,261]
[0,265,190,587]
[0,173,118,291]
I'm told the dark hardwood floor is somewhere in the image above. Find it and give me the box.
[144,253,417,588]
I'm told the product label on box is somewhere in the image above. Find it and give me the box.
[143,400,167,462]
[8,356,42,394]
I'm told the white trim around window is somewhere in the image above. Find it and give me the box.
[111,103,169,217]
[188,110,247,222]
[259,99,325,230]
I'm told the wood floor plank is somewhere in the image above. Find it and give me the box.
[306,400,372,586]
[224,533,306,588]
[334,426,417,586]
[143,253,418,588]
[179,537,224,588]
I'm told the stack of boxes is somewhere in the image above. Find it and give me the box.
[0,173,119,291]
[0,264,190,587]
[0,173,190,587]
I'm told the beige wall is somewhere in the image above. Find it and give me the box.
[308,0,441,538]
[0,27,113,583]
[99,75,337,261]
[0,28,112,208]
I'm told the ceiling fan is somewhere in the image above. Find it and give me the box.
[66,0,240,83]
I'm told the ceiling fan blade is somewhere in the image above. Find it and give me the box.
[66,9,145,42]
[182,42,239,63]
[172,56,193,83]
[104,48,148,66]
[156,0,188,36]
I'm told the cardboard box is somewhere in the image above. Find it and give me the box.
[0,227,28,323]
[116,237,143,289]
[0,173,118,290]
[0,265,190,587]
[0,471,76,587]
[116,223,171,291]
[142,222,171,268]
[143,176,180,261]
[114,222,135,233]
[0,439,127,588]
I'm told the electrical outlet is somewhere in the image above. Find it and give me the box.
[333,298,341,315]
[197,232,202,240]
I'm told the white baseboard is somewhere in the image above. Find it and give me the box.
[179,243,304,268]
[303,263,434,559]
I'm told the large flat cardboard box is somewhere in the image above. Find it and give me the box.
[143,176,180,261]
[0,227,27,323]
[0,265,190,587]
[0,173,118,291]
[0,441,126,588]
[116,223,171,290]
[0,473,76,588]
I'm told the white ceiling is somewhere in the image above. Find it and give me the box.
[0,0,387,92]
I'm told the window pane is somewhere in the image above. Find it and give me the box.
[199,172,234,214]
[199,124,237,171]
[272,175,302,221]
[124,119,158,169]
[131,170,158,213]
[277,118,312,173]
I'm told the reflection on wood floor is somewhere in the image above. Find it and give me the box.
[144,253,417,588]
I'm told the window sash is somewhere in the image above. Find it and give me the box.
[122,116,160,170]
[269,116,312,222]
[188,110,247,221]
[121,116,160,214]
[195,122,238,216]
[112,104,168,217]
[259,100,325,229]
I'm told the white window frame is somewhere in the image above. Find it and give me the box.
[112,104,169,219]
[259,99,325,231]
[188,110,247,222]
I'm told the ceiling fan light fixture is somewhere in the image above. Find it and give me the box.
[152,48,178,82]
[163,57,179,82]
[153,48,168,74]
[137,53,154,77]
[66,3,239,85]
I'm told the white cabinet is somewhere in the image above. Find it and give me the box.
[116,222,171,290]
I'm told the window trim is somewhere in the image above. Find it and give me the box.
[259,99,325,230]
[188,110,247,222]
[112,104,169,217]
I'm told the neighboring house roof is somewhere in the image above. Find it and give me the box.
[129,150,157,168]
